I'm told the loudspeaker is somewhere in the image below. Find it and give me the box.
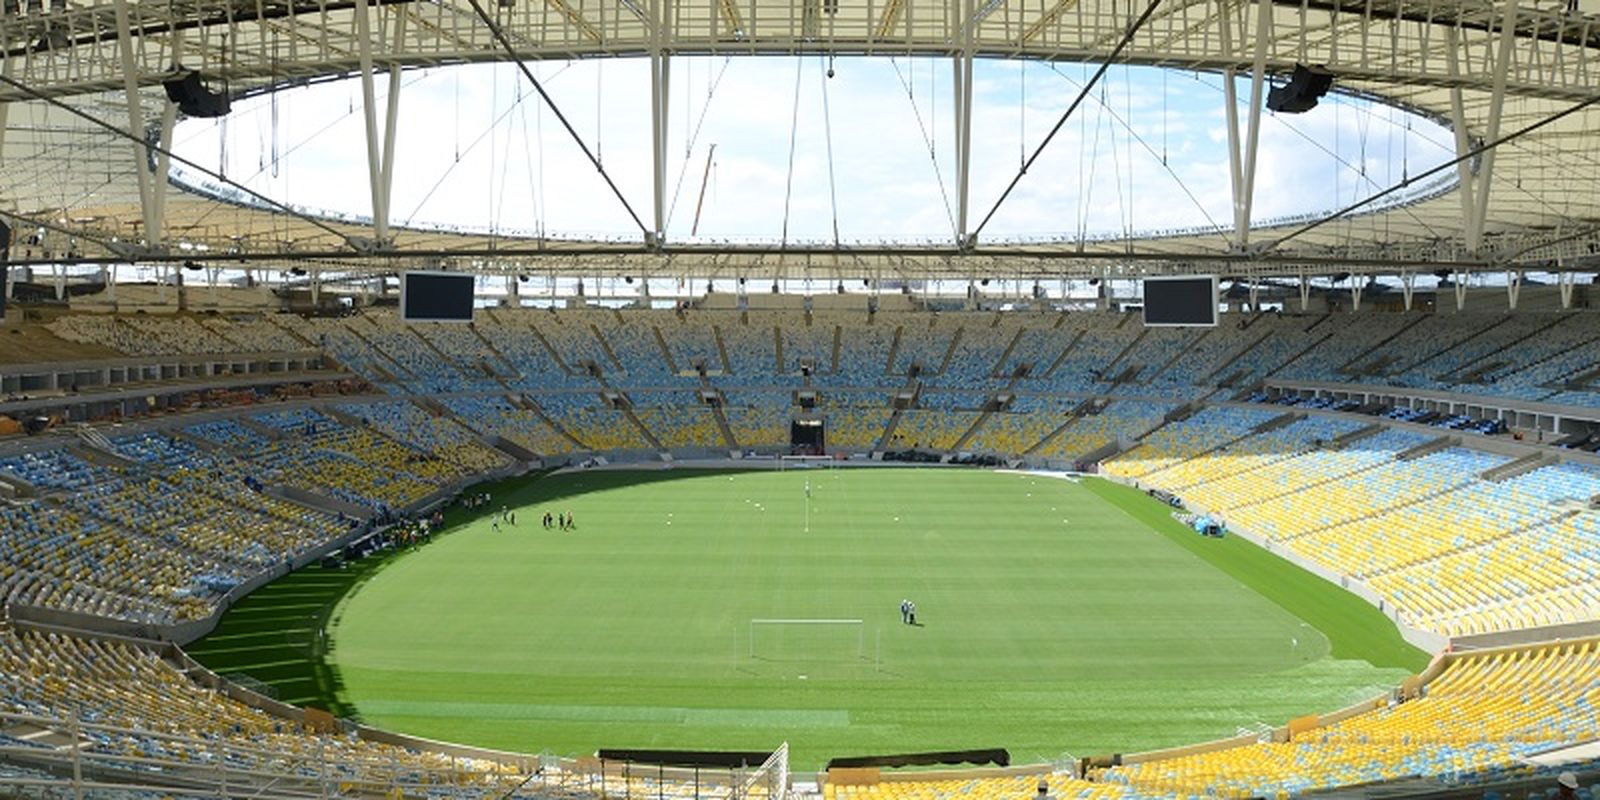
[1266,64,1333,114]
[162,71,231,118]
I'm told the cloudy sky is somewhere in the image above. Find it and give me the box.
[171,56,1458,245]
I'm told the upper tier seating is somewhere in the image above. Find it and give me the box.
[632,392,726,449]
[888,410,981,452]
[30,308,1600,411]
[600,314,696,387]
[717,321,790,387]
[537,393,653,451]
[444,395,577,456]
[1275,313,1420,382]
[822,400,892,450]
[723,392,794,448]
[891,320,958,375]
[1100,406,1282,480]
[964,396,1076,455]
[822,324,896,387]
[1032,400,1175,461]
[336,401,511,473]
[476,315,596,391]
[347,316,502,394]
[778,314,834,374]
[938,322,1013,389]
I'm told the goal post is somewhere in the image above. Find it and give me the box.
[748,618,865,661]
[740,741,790,800]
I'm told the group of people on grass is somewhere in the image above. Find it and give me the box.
[459,490,576,533]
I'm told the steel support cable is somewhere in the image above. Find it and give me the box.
[461,0,649,238]
[889,57,958,239]
[184,71,434,240]
[0,73,351,245]
[779,58,805,246]
[1042,61,1225,242]
[819,57,842,248]
[1184,70,1443,240]
[971,0,1162,241]
[1268,91,1600,252]
[665,56,733,231]
[403,85,535,227]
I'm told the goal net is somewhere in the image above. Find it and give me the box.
[748,619,865,662]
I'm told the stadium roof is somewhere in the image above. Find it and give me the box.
[4,0,1600,282]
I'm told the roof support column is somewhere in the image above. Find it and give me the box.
[354,0,395,248]
[1349,274,1364,312]
[1472,0,1520,252]
[1220,0,1271,249]
[953,0,976,249]
[1444,30,1480,251]
[649,0,671,247]
[1506,269,1522,310]
[1446,0,1518,254]
[150,99,178,246]
[1401,271,1415,311]
[148,32,183,246]
[1298,270,1310,311]
[113,0,158,249]
[1453,272,1468,310]
[1558,270,1576,309]
[378,11,409,243]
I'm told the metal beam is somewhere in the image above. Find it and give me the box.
[650,0,671,245]
[954,0,976,247]
[1220,0,1270,248]
[113,0,158,248]
[1239,0,1271,245]
[1471,0,1520,253]
[150,100,178,246]
[1444,27,1479,251]
[378,9,409,242]
[354,0,390,246]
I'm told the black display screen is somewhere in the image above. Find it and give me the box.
[1142,277,1218,327]
[401,272,475,322]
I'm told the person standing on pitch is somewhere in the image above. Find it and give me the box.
[900,599,910,624]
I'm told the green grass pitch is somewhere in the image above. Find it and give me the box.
[188,468,1428,770]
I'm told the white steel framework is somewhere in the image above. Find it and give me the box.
[1,0,1600,282]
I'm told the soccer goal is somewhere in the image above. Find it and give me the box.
[748,618,866,662]
[777,455,833,471]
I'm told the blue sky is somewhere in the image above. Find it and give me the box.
[171,57,1458,245]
